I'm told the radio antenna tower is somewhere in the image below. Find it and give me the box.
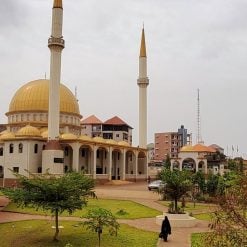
[197,89,202,144]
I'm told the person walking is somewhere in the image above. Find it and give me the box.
[160,216,171,242]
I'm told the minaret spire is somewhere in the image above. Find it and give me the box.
[137,26,149,149]
[140,27,146,58]
[42,0,65,174]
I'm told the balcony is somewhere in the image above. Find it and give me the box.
[48,37,65,48]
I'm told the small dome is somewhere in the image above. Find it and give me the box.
[41,130,48,138]
[0,130,8,135]
[16,125,41,137]
[0,132,15,140]
[106,139,117,145]
[93,137,106,143]
[79,135,92,142]
[40,127,48,134]
[118,141,130,147]
[60,133,77,140]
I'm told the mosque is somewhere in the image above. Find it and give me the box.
[0,0,149,187]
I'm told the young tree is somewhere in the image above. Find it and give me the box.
[83,208,119,247]
[159,169,192,213]
[3,171,95,241]
[205,174,247,246]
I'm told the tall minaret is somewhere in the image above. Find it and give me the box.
[42,0,64,174]
[137,27,149,149]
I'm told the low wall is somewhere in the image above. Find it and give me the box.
[156,212,197,228]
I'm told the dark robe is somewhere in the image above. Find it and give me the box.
[161,216,171,241]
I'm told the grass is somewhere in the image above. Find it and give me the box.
[191,233,205,247]
[0,220,158,247]
[4,198,161,219]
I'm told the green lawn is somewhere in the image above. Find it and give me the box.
[191,233,205,247]
[4,198,161,219]
[0,220,158,247]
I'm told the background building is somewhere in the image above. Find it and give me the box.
[154,125,191,160]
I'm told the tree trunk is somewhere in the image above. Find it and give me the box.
[53,209,59,241]
[174,197,178,213]
[98,231,101,247]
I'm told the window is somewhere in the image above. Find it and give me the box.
[0,148,3,156]
[116,134,119,138]
[9,144,14,153]
[42,145,46,150]
[13,167,19,173]
[34,144,38,154]
[18,143,23,153]
[37,167,42,173]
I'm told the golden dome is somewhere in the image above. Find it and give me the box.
[118,141,130,147]
[79,135,92,142]
[7,79,80,116]
[41,130,48,138]
[0,132,15,140]
[16,125,41,137]
[180,145,194,152]
[60,133,77,140]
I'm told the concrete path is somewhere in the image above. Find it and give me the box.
[0,182,210,247]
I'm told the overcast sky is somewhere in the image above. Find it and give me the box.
[1,0,247,157]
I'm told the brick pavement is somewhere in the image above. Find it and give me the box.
[0,182,210,247]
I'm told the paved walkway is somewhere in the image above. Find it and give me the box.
[0,182,210,247]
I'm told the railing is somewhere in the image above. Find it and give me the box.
[48,37,65,48]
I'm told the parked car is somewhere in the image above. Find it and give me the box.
[148,180,164,191]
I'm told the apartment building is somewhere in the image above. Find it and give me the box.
[154,125,191,160]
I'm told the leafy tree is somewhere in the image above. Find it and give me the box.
[83,208,120,247]
[192,171,206,193]
[159,169,192,213]
[163,154,171,169]
[204,174,247,246]
[206,174,219,196]
[3,171,95,241]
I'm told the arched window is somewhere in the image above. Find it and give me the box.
[34,144,38,153]
[18,143,23,153]
[0,147,3,156]
[9,144,14,153]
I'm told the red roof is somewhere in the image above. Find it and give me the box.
[81,115,102,124]
[104,116,132,128]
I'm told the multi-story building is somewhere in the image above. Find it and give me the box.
[81,115,133,145]
[154,125,191,160]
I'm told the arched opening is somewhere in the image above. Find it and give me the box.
[138,151,147,176]
[126,150,135,175]
[112,149,121,180]
[96,147,108,175]
[79,145,92,174]
[63,145,73,172]
[172,160,180,170]
[198,161,205,173]
[182,158,196,172]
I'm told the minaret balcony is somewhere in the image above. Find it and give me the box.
[48,37,65,48]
